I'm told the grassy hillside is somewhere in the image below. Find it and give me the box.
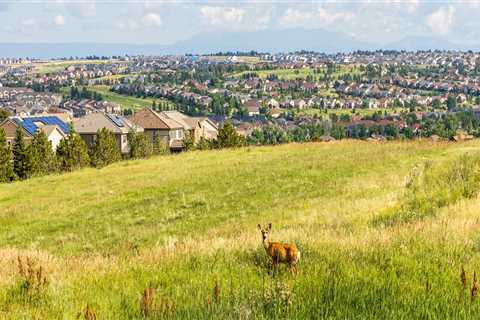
[60,85,174,111]
[2,141,480,319]
[231,65,361,80]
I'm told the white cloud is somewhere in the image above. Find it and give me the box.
[279,7,353,29]
[424,5,455,35]
[142,13,162,27]
[54,14,65,26]
[200,6,246,28]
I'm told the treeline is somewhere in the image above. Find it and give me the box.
[68,86,103,101]
[248,109,480,145]
[0,127,167,183]
[0,123,246,184]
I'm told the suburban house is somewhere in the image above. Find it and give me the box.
[0,115,70,150]
[73,113,143,154]
[243,99,261,116]
[160,111,218,142]
[129,109,219,150]
[128,108,185,150]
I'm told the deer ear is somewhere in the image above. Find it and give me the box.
[268,223,272,230]
[257,224,261,230]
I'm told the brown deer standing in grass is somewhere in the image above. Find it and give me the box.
[257,223,300,275]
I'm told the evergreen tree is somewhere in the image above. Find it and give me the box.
[90,128,121,167]
[56,128,90,172]
[152,135,170,155]
[183,130,195,151]
[213,122,245,149]
[0,128,15,182]
[128,130,152,159]
[13,127,33,180]
[447,95,457,111]
[31,131,57,176]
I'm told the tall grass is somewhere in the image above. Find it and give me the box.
[2,141,480,318]
[374,152,480,226]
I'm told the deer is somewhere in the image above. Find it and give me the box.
[257,223,300,275]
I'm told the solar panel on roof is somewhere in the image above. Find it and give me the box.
[106,113,125,127]
[18,116,70,136]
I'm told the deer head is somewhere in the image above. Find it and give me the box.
[257,223,272,246]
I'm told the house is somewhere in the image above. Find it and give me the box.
[160,110,218,142]
[73,113,143,154]
[0,115,69,150]
[243,99,260,116]
[129,108,185,150]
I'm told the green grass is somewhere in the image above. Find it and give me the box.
[297,107,408,118]
[61,85,174,111]
[231,65,362,80]
[2,141,480,318]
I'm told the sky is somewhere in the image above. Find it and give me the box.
[0,0,480,45]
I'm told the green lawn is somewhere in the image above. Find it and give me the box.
[2,141,480,318]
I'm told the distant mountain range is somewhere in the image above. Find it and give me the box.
[0,29,475,59]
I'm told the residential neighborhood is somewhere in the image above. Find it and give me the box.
[2,50,480,168]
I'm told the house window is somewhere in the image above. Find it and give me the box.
[176,130,183,139]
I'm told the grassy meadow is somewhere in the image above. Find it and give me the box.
[59,85,174,111]
[2,141,480,318]
[231,65,361,80]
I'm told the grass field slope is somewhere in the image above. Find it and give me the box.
[2,141,480,319]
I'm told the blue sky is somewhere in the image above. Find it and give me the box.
[0,1,479,45]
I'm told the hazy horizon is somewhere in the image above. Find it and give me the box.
[0,1,478,46]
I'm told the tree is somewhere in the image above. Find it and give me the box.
[31,131,57,176]
[90,128,121,167]
[0,109,10,122]
[152,135,170,155]
[447,95,457,111]
[183,130,195,151]
[196,137,211,150]
[213,122,245,148]
[128,130,152,159]
[13,127,33,180]
[0,128,15,182]
[56,128,90,172]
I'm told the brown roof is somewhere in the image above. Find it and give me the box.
[130,108,183,130]
[73,112,142,134]
[161,111,199,130]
